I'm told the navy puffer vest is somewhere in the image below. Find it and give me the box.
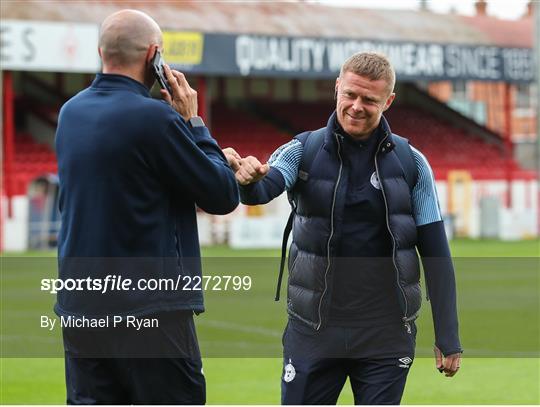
[287,112,421,330]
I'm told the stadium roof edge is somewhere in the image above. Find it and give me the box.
[0,1,533,49]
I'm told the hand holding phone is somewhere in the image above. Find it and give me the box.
[151,50,172,95]
[160,63,198,121]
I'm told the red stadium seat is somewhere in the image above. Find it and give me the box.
[7,133,58,194]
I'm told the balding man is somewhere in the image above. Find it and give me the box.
[55,9,239,404]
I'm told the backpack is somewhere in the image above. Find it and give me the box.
[274,129,418,301]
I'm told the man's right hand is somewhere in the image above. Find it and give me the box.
[235,156,269,185]
[161,64,198,121]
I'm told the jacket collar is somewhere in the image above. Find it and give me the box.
[91,73,151,97]
[323,111,396,154]
[377,115,397,154]
[322,111,340,154]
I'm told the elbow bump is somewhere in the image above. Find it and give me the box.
[201,189,239,215]
[204,198,239,215]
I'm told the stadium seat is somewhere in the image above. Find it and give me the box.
[6,132,58,194]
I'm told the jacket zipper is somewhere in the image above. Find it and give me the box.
[374,134,410,331]
[316,132,343,330]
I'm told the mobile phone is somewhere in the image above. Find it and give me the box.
[151,50,172,94]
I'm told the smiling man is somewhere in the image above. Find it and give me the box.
[236,52,462,405]
[335,65,395,140]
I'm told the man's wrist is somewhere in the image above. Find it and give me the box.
[188,116,205,128]
[442,348,463,357]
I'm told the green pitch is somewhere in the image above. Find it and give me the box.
[1,239,539,404]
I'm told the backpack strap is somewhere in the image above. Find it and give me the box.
[275,128,326,301]
[275,210,294,301]
[285,128,326,208]
[392,134,418,191]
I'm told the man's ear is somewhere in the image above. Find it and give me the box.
[334,77,340,99]
[383,93,396,111]
[146,44,158,64]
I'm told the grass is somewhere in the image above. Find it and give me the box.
[1,358,539,404]
[1,239,539,404]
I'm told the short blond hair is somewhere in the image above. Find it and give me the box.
[340,52,396,94]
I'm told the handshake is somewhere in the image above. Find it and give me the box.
[222,147,269,185]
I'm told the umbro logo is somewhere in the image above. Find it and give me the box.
[398,357,413,368]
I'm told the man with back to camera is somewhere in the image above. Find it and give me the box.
[55,9,239,404]
[235,52,462,404]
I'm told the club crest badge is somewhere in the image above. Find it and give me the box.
[283,359,296,382]
[370,171,381,190]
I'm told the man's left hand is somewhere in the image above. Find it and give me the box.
[434,346,461,377]
[223,147,242,172]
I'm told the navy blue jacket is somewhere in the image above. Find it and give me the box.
[55,74,239,318]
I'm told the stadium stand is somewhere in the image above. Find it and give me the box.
[1,2,537,251]
[210,103,293,162]
[386,106,520,179]
[239,88,535,182]
[8,92,533,201]
[9,132,57,196]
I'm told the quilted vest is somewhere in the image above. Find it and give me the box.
[287,113,421,330]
